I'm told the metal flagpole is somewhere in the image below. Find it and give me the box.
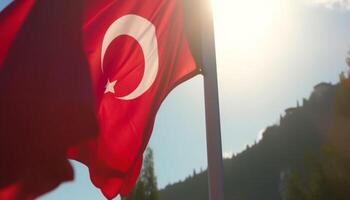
[200,1,225,200]
[182,0,224,199]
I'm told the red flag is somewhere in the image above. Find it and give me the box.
[0,0,199,199]
[68,0,199,198]
[0,0,34,68]
[0,1,98,199]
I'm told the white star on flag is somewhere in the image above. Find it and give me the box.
[105,79,117,94]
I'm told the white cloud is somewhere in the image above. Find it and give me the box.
[256,128,266,142]
[223,151,233,159]
[311,0,350,10]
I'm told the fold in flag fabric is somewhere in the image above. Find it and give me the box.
[1,0,199,199]
[0,0,199,199]
[68,0,200,198]
[0,1,98,199]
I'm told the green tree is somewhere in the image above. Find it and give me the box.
[141,148,160,200]
[286,147,350,200]
[134,181,146,200]
[286,171,304,200]
[122,148,159,200]
[123,181,146,200]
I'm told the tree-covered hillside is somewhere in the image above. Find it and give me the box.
[160,75,350,200]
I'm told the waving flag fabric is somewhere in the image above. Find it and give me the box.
[0,0,34,67]
[68,0,199,198]
[0,1,98,199]
[0,0,199,199]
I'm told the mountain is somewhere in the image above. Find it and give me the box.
[160,79,350,200]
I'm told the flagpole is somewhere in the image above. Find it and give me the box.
[200,2,225,200]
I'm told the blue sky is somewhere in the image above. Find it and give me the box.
[1,0,350,199]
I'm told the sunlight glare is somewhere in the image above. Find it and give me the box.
[211,0,296,90]
[213,0,281,53]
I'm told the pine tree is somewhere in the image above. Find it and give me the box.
[142,148,160,200]
[122,148,159,200]
[134,181,146,200]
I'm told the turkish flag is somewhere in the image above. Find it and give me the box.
[0,0,199,199]
[68,0,199,198]
[0,1,98,199]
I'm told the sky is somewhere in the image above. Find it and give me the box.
[1,0,350,199]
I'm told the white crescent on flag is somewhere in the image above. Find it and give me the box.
[101,14,159,100]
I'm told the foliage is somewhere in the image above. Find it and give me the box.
[284,77,350,200]
[286,146,350,200]
[122,148,160,200]
[142,148,160,200]
[161,80,350,200]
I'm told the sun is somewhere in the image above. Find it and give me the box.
[211,0,296,88]
[212,0,290,55]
